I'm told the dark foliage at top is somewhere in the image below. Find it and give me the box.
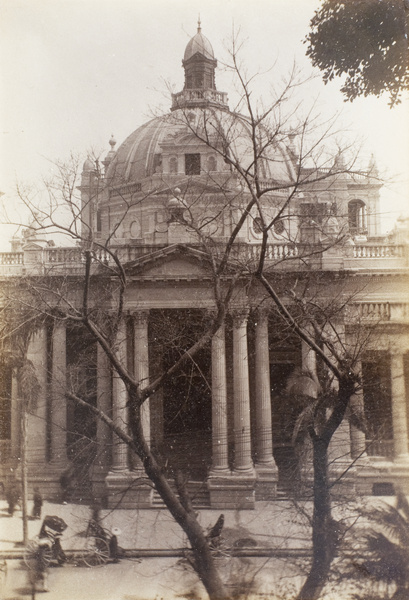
[305,0,409,106]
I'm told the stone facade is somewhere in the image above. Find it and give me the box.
[1,26,408,509]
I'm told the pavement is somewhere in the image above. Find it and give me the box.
[0,497,394,599]
[0,500,311,557]
[0,499,312,600]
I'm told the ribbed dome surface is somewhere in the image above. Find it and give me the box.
[106,108,295,185]
[184,31,214,61]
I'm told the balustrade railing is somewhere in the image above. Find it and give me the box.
[0,241,406,273]
[358,302,391,320]
[171,89,228,109]
[0,252,23,265]
[353,244,404,258]
[366,439,394,459]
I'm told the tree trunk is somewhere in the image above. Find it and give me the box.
[130,405,228,600]
[298,438,336,600]
[143,451,228,600]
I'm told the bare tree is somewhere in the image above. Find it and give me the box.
[0,34,388,600]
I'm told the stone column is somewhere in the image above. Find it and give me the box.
[254,308,277,499]
[132,310,151,471]
[254,309,276,468]
[299,338,317,488]
[92,343,112,501]
[349,361,367,459]
[26,326,48,470]
[210,323,229,473]
[390,351,409,460]
[111,319,129,471]
[232,310,254,474]
[50,322,67,465]
[301,338,317,380]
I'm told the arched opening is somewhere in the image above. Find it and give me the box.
[348,199,367,235]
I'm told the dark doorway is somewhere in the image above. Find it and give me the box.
[362,352,393,457]
[151,309,212,480]
[66,326,98,499]
[270,363,301,490]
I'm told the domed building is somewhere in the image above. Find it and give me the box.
[1,25,408,509]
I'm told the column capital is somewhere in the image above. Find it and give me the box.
[390,348,404,358]
[254,306,270,325]
[132,310,149,327]
[231,308,249,328]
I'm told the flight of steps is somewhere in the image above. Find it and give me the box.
[152,480,210,508]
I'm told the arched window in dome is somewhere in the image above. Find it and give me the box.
[207,155,217,172]
[348,200,367,234]
[130,219,141,239]
[185,153,201,175]
[153,154,162,174]
[169,157,178,174]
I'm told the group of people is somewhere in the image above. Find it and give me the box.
[4,484,43,519]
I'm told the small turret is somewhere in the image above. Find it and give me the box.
[102,135,117,172]
[367,154,379,178]
[171,21,228,110]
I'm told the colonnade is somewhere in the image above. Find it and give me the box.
[9,308,409,503]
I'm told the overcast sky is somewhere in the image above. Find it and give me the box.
[1,0,408,249]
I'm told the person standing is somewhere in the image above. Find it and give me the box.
[32,487,43,520]
[28,539,50,595]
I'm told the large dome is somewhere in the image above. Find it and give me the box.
[105,26,295,187]
[105,107,295,185]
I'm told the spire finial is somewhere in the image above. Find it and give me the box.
[197,15,201,33]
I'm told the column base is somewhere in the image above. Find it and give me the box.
[208,471,256,509]
[90,465,110,506]
[105,470,153,509]
[27,468,67,502]
[255,462,278,500]
[329,463,356,498]
[355,456,409,496]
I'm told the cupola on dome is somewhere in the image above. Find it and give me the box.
[184,24,215,61]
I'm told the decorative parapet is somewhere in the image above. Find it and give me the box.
[353,244,405,258]
[0,252,24,265]
[346,302,409,324]
[171,89,228,110]
[0,241,407,275]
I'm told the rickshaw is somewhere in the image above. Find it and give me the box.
[24,514,111,568]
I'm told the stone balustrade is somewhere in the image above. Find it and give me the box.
[0,252,24,265]
[0,241,407,276]
[353,244,404,258]
[172,88,229,109]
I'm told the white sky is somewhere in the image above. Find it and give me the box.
[1,0,408,250]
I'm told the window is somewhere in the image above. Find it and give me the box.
[299,203,328,225]
[96,209,102,232]
[274,220,285,235]
[153,154,162,173]
[348,200,367,234]
[130,219,141,239]
[207,156,217,172]
[362,352,393,456]
[185,153,201,175]
[253,216,263,235]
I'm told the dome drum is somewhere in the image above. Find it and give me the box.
[171,89,228,111]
